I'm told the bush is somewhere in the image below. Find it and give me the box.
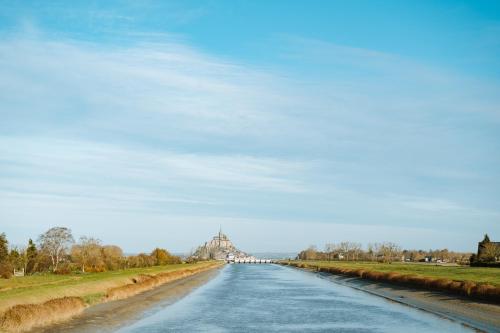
[470,262,500,268]
[0,262,13,279]
[54,263,78,275]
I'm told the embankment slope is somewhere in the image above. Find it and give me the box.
[283,261,500,332]
[0,262,221,332]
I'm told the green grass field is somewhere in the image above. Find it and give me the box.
[0,262,219,312]
[287,260,500,286]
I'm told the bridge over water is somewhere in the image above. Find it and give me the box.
[227,259,274,264]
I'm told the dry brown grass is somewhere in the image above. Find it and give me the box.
[0,297,85,332]
[0,263,217,313]
[106,264,217,301]
[284,262,500,303]
[0,262,221,332]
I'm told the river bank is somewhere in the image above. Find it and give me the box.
[40,267,221,333]
[281,261,500,303]
[284,264,500,332]
[0,262,222,332]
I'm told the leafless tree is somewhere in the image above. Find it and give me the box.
[304,245,318,260]
[38,227,74,272]
[338,242,349,260]
[379,242,401,263]
[71,236,103,272]
[349,242,362,261]
[367,243,378,261]
[325,243,336,261]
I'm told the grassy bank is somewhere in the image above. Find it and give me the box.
[0,262,218,312]
[282,261,500,303]
[0,261,221,332]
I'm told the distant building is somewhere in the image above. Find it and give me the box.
[477,234,500,262]
[13,268,25,277]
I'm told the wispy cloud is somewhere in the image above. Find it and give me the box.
[400,197,465,212]
[0,137,309,202]
[0,35,294,138]
[1,29,499,251]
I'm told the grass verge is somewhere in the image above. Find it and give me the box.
[0,261,222,332]
[281,261,500,303]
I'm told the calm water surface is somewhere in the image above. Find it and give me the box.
[118,264,474,333]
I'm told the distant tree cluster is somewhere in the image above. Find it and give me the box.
[127,248,181,268]
[401,248,471,264]
[0,227,182,278]
[0,233,14,278]
[297,241,472,264]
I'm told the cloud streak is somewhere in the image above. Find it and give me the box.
[1,29,499,251]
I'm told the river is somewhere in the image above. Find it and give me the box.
[116,264,474,333]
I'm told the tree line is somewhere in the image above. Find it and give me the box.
[297,241,472,264]
[0,227,181,278]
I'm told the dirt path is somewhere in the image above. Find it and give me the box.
[319,273,500,333]
[39,267,221,333]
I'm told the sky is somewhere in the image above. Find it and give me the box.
[1,0,499,253]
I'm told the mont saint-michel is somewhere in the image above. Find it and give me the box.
[192,229,258,262]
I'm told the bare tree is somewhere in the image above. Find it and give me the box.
[304,245,318,260]
[71,237,103,272]
[380,242,401,263]
[325,243,336,261]
[38,227,74,272]
[367,243,379,261]
[349,243,362,261]
[338,242,349,260]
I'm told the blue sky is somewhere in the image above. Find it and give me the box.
[1,0,499,253]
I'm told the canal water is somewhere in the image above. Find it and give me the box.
[117,264,473,333]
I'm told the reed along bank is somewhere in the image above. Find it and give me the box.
[281,261,500,303]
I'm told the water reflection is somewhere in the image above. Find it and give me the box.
[118,264,473,333]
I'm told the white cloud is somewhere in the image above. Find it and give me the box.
[0,35,295,138]
[0,137,308,197]
[400,198,465,212]
[1,31,499,251]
